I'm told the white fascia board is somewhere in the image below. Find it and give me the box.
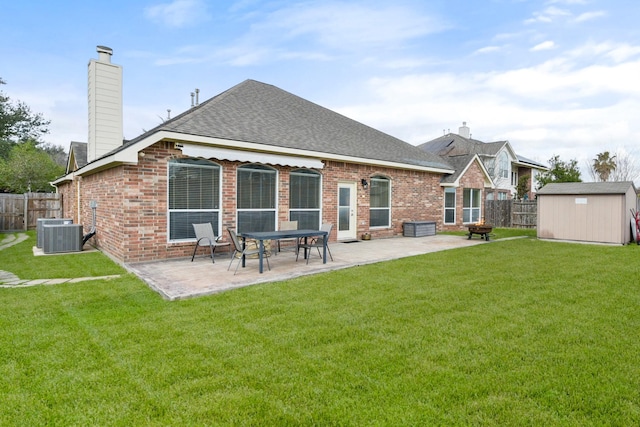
[51,172,75,186]
[502,142,518,160]
[513,160,549,171]
[72,130,455,176]
[167,132,454,174]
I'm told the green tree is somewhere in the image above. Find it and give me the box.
[516,175,530,200]
[592,151,616,182]
[0,141,64,193]
[537,155,582,189]
[0,77,51,160]
[40,142,68,168]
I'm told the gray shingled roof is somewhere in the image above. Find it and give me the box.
[537,181,637,195]
[440,154,477,184]
[69,141,87,168]
[123,79,452,170]
[417,133,507,157]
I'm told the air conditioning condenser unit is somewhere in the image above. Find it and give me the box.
[43,224,83,254]
[37,218,73,248]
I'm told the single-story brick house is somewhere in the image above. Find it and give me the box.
[53,46,494,263]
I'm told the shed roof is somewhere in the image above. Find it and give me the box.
[537,181,637,195]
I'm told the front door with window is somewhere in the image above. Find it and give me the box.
[337,182,357,240]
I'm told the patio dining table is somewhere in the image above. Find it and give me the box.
[240,229,328,273]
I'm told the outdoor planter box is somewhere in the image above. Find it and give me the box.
[403,221,436,237]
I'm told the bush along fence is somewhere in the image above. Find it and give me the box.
[484,200,537,228]
[0,193,62,231]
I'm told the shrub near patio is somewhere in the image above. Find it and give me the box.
[0,232,639,425]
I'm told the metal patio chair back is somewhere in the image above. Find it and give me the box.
[227,228,271,275]
[296,222,334,264]
[277,220,299,254]
[191,223,229,263]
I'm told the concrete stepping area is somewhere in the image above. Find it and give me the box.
[0,270,121,288]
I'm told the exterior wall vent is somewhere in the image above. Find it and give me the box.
[37,218,73,248]
[43,224,83,254]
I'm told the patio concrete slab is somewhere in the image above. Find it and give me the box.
[127,234,486,300]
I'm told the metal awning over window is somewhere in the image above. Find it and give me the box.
[180,144,324,169]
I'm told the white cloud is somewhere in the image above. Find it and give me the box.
[531,41,556,51]
[525,6,571,24]
[568,41,640,64]
[331,39,640,172]
[574,10,607,23]
[144,0,210,28]
[547,0,587,4]
[474,46,502,55]
[546,0,587,4]
[266,2,447,49]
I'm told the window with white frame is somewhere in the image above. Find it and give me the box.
[289,169,321,229]
[370,176,391,227]
[463,188,481,223]
[168,158,221,241]
[498,152,509,179]
[511,171,518,186]
[444,187,456,224]
[237,164,277,233]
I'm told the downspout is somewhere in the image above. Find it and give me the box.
[76,179,81,224]
[82,200,97,246]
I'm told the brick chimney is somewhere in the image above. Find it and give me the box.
[87,46,123,162]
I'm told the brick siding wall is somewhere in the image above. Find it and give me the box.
[58,142,482,263]
[441,159,488,231]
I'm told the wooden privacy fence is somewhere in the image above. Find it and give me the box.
[0,193,62,231]
[484,200,537,228]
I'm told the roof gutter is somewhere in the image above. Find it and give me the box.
[59,131,455,180]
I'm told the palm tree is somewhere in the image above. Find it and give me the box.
[592,151,616,182]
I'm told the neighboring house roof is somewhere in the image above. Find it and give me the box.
[537,181,637,195]
[440,154,492,186]
[418,133,486,157]
[516,155,549,171]
[113,79,453,172]
[418,132,547,171]
[66,141,88,173]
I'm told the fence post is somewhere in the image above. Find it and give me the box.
[23,193,28,231]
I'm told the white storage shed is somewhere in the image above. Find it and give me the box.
[537,182,639,245]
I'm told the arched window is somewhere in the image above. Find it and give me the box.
[168,158,221,241]
[370,175,391,228]
[237,164,277,233]
[498,152,509,179]
[289,169,321,229]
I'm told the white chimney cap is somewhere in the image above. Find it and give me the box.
[96,45,113,63]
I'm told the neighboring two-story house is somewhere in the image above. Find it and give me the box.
[419,122,548,202]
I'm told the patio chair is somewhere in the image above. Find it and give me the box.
[191,223,230,264]
[296,223,334,264]
[227,228,271,275]
[276,220,298,255]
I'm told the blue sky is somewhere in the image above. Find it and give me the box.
[2,0,639,177]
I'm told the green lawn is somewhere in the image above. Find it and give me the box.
[1,231,639,425]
